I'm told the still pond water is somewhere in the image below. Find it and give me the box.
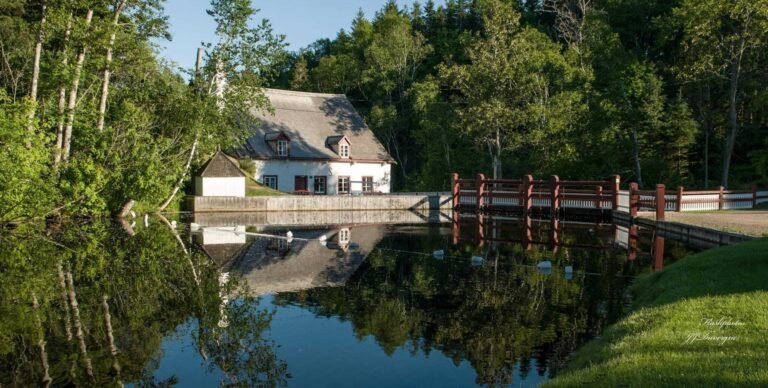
[0,212,697,387]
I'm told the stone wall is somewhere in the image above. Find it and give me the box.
[188,193,452,213]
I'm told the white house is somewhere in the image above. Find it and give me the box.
[233,89,394,195]
[194,151,246,197]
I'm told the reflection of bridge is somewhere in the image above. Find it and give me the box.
[452,213,668,272]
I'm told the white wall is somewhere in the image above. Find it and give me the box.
[252,160,391,194]
[200,226,247,245]
[198,177,246,197]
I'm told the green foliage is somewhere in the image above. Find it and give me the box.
[277,0,767,190]
[0,219,288,386]
[0,0,288,219]
[0,93,57,221]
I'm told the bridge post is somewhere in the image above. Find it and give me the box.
[653,235,665,272]
[676,186,684,212]
[753,184,758,209]
[451,173,460,211]
[523,175,533,217]
[629,182,639,217]
[611,175,620,211]
[656,184,665,221]
[476,173,485,212]
[595,186,603,209]
[718,186,725,210]
[550,175,560,219]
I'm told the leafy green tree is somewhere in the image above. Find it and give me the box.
[439,0,584,179]
[671,0,768,187]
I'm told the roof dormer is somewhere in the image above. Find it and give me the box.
[264,131,290,157]
[326,135,351,159]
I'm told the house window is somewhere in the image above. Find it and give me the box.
[337,176,350,194]
[339,144,349,158]
[362,176,374,192]
[277,140,288,156]
[338,228,350,244]
[263,175,278,190]
[314,176,327,194]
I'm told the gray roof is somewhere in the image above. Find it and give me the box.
[206,225,386,295]
[237,89,394,162]
[198,151,246,178]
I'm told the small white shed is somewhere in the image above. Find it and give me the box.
[195,151,246,197]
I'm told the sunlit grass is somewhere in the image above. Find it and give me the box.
[246,178,284,196]
[545,238,768,387]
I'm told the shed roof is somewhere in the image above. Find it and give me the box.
[198,151,246,178]
[235,89,394,162]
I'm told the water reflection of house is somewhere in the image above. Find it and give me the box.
[197,225,386,295]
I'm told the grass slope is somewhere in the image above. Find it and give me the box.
[245,178,283,196]
[545,238,768,387]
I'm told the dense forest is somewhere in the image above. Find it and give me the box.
[2,0,768,220]
[274,0,768,192]
[0,0,287,221]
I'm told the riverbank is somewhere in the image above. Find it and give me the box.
[545,238,768,387]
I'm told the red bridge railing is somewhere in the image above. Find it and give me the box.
[451,173,620,216]
[452,173,768,220]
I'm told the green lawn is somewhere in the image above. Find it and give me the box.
[545,238,768,387]
[245,178,284,196]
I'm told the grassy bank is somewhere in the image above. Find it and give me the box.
[545,238,768,387]
[246,178,284,196]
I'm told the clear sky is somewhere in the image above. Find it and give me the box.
[156,0,422,71]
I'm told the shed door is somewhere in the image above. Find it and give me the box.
[294,176,308,192]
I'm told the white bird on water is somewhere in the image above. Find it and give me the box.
[537,260,553,275]
[537,260,553,269]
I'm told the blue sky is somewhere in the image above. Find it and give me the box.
[156,0,425,71]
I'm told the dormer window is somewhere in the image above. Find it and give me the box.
[277,140,288,156]
[326,135,351,159]
[265,131,290,157]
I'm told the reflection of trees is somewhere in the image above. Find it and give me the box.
[275,227,636,386]
[0,220,286,387]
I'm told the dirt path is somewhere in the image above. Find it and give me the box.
[639,210,768,237]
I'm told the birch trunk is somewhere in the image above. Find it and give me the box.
[96,1,127,131]
[54,15,73,165]
[65,271,93,378]
[158,139,197,211]
[158,48,205,211]
[32,292,52,387]
[28,0,47,131]
[62,9,94,163]
[57,261,73,341]
[102,296,123,385]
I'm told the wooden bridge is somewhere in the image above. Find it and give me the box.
[451,173,768,220]
[452,173,621,214]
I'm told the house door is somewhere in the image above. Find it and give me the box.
[294,176,308,192]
